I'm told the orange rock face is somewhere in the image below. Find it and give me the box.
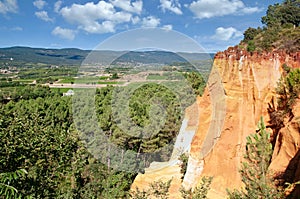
[131,48,300,198]
[190,48,300,198]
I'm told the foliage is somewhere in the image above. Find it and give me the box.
[180,176,213,199]
[0,85,56,103]
[243,27,262,42]
[227,117,283,199]
[92,84,185,168]
[130,179,172,199]
[242,0,300,52]
[111,72,119,79]
[0,169,28,199]
[0,93,136,198]
[272,67,300,121]
[130,187,150,199]
[262,0,300,28]
[246,41,256,53]
[184,72,206,96]
[179,153,189,179]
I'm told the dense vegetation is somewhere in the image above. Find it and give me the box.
[0,65,205,198]
[0,89,138,198]
[242,0,300,52]
[0,0,298,198]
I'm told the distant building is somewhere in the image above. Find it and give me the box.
[63,89,74,96]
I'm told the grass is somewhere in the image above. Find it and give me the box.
[50,88,73,93]
[58,78,75,83]
[14,79,35,83]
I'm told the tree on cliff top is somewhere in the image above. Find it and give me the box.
[227,117,283,199]
[262,0,300,28]
[242,0,300,52]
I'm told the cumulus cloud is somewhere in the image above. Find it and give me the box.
[80,20,115,33]
[54,0,62,13]
[35,11,53,22]
[212,27,242,41]
[52,26,76,40]
[160,0,182,15]
[141,16,160,28]
[189,0,261,19]
[33,0,46,10]
[59,1,132,34]
[110,0,142,14]
[0,0,18,14]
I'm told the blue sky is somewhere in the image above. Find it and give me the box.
[0,0,282,52]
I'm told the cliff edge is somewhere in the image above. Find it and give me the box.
[131,47,300,198]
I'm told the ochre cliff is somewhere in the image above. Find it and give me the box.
[131,47,300,198]
[186,48,299,198]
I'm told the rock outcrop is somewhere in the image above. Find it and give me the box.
[131,47,300,198]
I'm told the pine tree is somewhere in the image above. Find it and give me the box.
[227,117,283,199]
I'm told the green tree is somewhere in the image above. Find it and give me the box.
[246,41,256,53]
[179,153,189,179]
[262,0,300,28]
[227,117,283,199]
[184,72,206,96]
[180,176,213,199]
[243,27,262,42]
[130,179,172,199]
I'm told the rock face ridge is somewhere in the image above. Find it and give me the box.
[131,47,300,198]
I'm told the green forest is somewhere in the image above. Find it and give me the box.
[0,70,204,198]
[0,0,299,198]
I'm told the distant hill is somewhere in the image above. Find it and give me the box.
[0,46,90,66]
[0,46,214,66]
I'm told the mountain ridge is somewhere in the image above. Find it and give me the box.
[0,46,214,66]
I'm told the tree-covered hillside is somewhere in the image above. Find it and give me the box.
[241,0,300,52]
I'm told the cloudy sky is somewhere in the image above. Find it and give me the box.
[0,0,282,52]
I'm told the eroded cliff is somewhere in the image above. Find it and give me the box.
[131,47,300,198]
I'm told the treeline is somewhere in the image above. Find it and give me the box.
[0,85,55,103]
[0,93,136,198]
[242,0,300,52]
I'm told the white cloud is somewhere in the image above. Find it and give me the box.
[60,1,132,34]
[79,20,115,33]
[162,24,173,31]
[141,16,160,28]
[131,16,140,24]
[211,27,242,41]
[160,0,182,15]
[35,11,53,22]
[0,0,18,14]
[33,0,46,10]
[54,0,62,13]
[110,0,142,14]
[189,0,260,19]
[241,7,261,14]
[52,26,76,40]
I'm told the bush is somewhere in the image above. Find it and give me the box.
[243,27,262,42]
[180,176,213,199]
[247,41,256,52]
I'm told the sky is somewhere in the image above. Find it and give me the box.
[0,0,283,52]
